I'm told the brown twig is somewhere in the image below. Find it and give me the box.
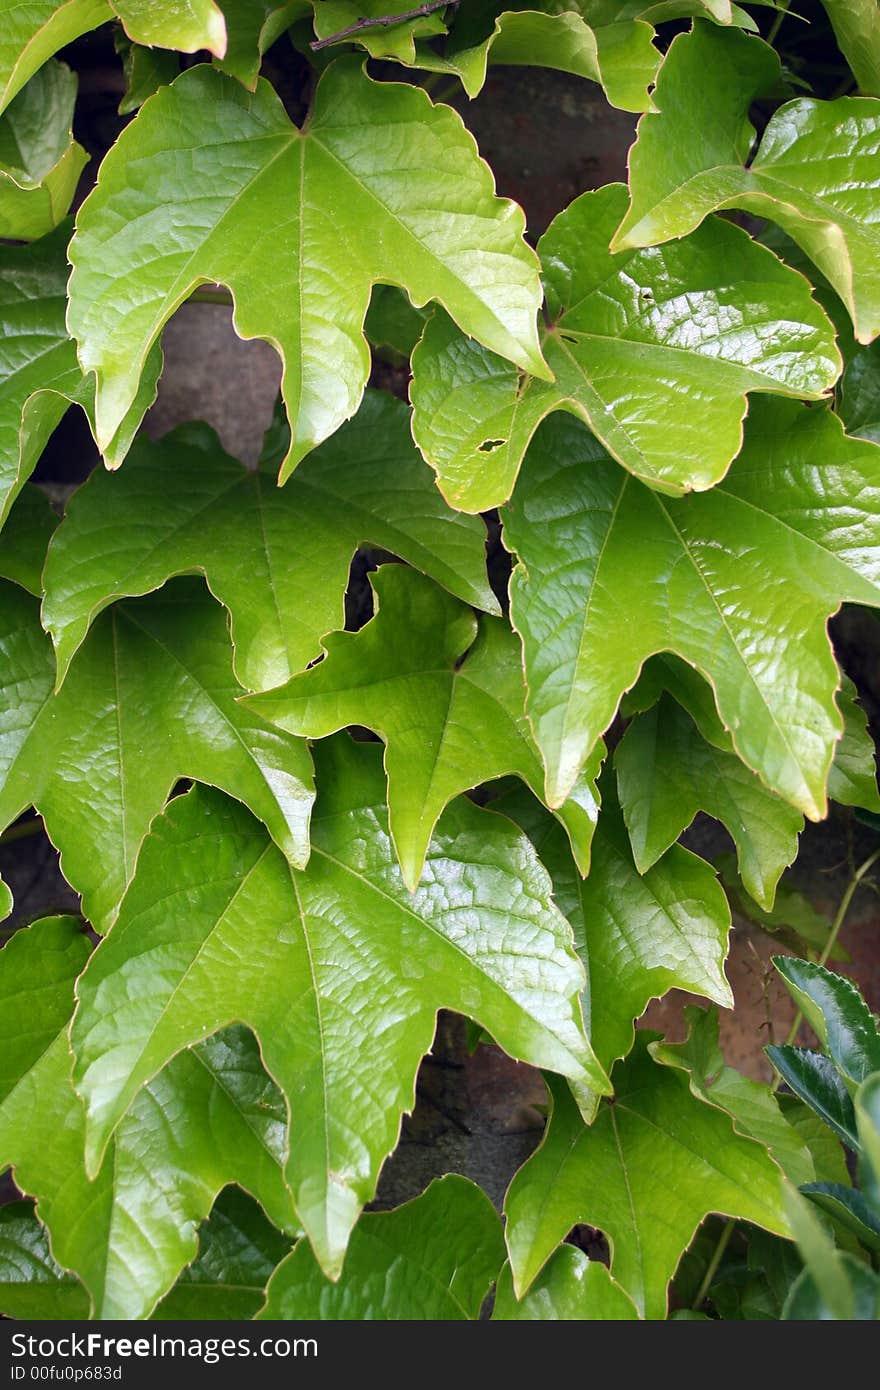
[310,0,461,52]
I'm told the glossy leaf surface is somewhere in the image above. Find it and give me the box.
[0,62,86,240]
[492,1247,638,1320]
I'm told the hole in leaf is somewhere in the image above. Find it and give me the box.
[479,438,506,452]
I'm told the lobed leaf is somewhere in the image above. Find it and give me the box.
[492,1247,639,1320]
[0,62,86,240]
[68,59,548,475]
[0,577,314,931]
[41,392,497,694]
[70,737,606,1279]
[504,1042,791,1318]
[501,400,880,816]
[410,185,839,509]
[245,564,600,888]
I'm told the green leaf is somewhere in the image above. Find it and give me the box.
[259,1175,503,1319]
[651,1006,817,1186]
[615,694,801,910]
[0,578,314,931]
[410,186,838,509]
[504,1043,791,1317]
[115,35,180,115]
[495,780,732,1071]
[0,919,298,1319]
[245,564,598,888]
[71,737,607,1278]
[0,484,57,595]
[500,400,880,816]
[613,23,880,344]
[856,1073,880,1208]
[817,0,880,96]
[152,1187,293,1321]
[0,61,86,240]
[364,286,428,363]
[0,0,113,114]
[717,857,840,959]
[0,915,90,1106]
[68,59,548,475]
[828,676,880,811]
[772,957,880,1091]
[42,392,497,695]
[0,1203,90,1320]
[416,7,660,112]
[113,0,227,55]
[766,1046,859,1151]
[310,0,451,63]
[801,1182,880,1252]
[492,1247,639,1320]
[0,875,10,919]
[216,1,308,88]
[0,224,161,531]
[781,1184,879,1318]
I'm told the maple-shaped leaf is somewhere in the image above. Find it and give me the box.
[216,1,308,87]
[0,577,314,931]
[153,1187,293,1321]
[71,737,607,1279]
[259,1175,504,1318]
[490,779,731,1072]
[68,59,548,477]
[817,0,880,96]
[313,0,660,111]
[245,564,601,888]
[500,399,880,816]
[42,392,497,694]
[492,1247,638,1321]
[615,694,802,909]
[0,1202,90,1320]
[0,61,86,241]
[651,1005,817,1187]
[613,23,880,343]
[0,1,112,113]
[504,1043,791,1317]
[0,225,161,530]
[410,185,839,509]
[0,916,298,1320]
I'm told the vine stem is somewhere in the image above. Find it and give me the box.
[310,0,461,52]
[693,1218,735,1311]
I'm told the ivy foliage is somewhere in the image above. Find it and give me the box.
[0,0,879,1322]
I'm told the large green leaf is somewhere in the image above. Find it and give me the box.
[651,1006,817,1186]
[0,577,314,931]
[817,0,880,97]
[615,694,802,909]
[0,1,112,113]
[152,1187,293,1320]
[0,485,57,596]
[0,916,297,1319]
[492,1247,639,1320]
[68,59,548,476]
[113,0,227,55]
[0,225,161,531]
[500,401,880,816]
[504,1043,791,1317]
[613,23,880,344]
[259,1175,503,1319]
[71,738,606,1278]
[0,61,86,240]
[490,781,732,1072]
[216,1,308,86]
[410,186,838,509]
[246,564,600,888]
[0,1203,90,1320]
[42,393,497,695]
[773,957,880,1092]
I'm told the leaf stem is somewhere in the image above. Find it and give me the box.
[693,1217,735,1312]
[310,0,462,52]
